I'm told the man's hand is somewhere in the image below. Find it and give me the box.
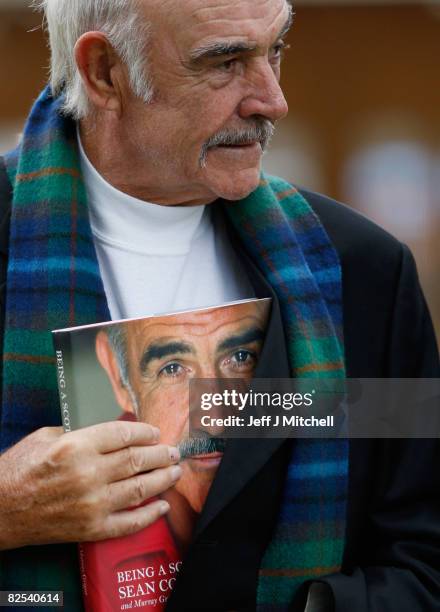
[0,422,182,550]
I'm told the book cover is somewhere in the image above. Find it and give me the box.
[52,298,271,611]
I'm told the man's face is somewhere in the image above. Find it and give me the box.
[119,0,290,204]
[123,302,269,512]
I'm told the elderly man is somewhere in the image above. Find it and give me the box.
[0,0,439,611]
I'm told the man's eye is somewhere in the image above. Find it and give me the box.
[271,41,289,61]
[232,350,253,364]
[226,350,258,371]
[159,362,184,377]
[219,58,237,71]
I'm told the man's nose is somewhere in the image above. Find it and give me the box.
[238,60,289,123]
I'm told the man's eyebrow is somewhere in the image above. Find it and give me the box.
[278,7,294,39]
[189,41,257,63]
[140,340,194,373]
[217,327,265,353]
[189,9,294,64]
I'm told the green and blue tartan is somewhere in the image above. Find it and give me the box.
[1,86,348,611]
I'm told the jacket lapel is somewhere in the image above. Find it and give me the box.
[194,212,292,536]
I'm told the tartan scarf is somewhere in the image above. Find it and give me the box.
[1,87,348,611]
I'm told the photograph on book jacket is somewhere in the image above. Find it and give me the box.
[53,297,271,611]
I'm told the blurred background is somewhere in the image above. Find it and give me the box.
[0,0,439,341]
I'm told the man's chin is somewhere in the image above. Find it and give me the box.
[203,167,262,202]
[199,145,263,201]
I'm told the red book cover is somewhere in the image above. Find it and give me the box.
[79,501,181,610]
[52,298,271,611]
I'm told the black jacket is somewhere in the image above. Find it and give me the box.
[1,159,439,611]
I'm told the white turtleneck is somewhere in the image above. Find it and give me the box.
[77,133,254,320]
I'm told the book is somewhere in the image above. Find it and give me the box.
[52,298,271,611]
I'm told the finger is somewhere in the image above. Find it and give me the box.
[107,465,183,512]
[75,420,160,453]
[95,499,171,541]
[101,444,180,483]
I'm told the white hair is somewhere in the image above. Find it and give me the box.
[36,0,153,119]
[105,324,141,416]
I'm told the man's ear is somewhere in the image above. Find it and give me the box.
[74,31,124,115]
[95,330,136,414]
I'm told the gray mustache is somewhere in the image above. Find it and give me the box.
[178,437,226,459]
[199,120,274,167]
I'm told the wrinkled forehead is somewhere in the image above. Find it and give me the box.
[125,303,268,350]
[141,0,291,48]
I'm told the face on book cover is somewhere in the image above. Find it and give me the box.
[96,301,269,517]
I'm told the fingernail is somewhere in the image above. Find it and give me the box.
[159,501,170,515]
[169,446,180,462]
[171,465,183,481]
[152,426,161,440]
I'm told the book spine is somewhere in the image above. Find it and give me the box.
[53,332,73,433]
[78,543,89,603]
[53,332,95,609]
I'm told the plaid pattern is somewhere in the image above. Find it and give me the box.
[224,180,348,608]
[1,90,109,610]
[1,87,348,610]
